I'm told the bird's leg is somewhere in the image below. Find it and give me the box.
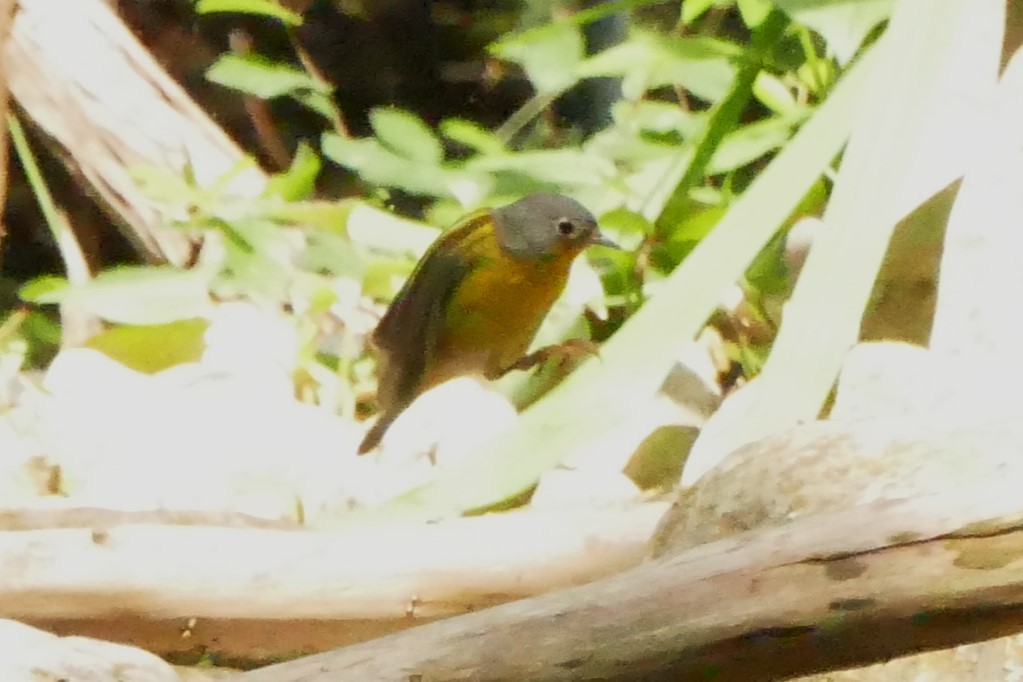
[503,338,601,375]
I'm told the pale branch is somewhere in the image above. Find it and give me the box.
[0,503,665,661]
[241,481,1023,682]
[6,0,267,264]
[0,504,302,531]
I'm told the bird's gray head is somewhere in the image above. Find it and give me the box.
[492,193,617,260]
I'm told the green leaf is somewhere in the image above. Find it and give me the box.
[369,108,444,164]
[129,165,201,207]
[659,204,728,263]
[292,89,340,122]
[265,142,321,201]
[797,58,837,96]
[578,31,739,102]
[744,232,791,296]
[322,134,456,198]
[489,0,675,53]
[19,275,68,303]
[775,0,895,64]
[621,100,699,137]
[736,0,774,27]
[302,230,365,279]
[86,319,210,374]
[753,72,799,115]
[206,54,320,99]
[345,201,438,258]
[439,119,506,155]
[682,0,731,25]
[216,219,293,301]
[709,114,804,174]
[34,267,213,325]
[265,199,354,236]
[597,208,653,238]
[194,0,302,25]
[465,149,615,188]
[490,22,585,93]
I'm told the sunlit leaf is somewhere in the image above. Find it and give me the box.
[216,219,293,301]
[265,142,321,201]
[737,0,774,27]
[345,202,438,258]
[465,149,615,188]
[753,72,799,114]
[682,0,732,25]
[30,267,214,325]
[207,54,320,99]
[597,208,654,238]
[292,89,340,121]
[194,0,302,25]
[579,31,739,102]
[491,22,585,93]
[19,275,69,303]
[265,200,354,236]
[322,134,457,197]
[440,119,506,155]
[709,114,805,174]
[369,108,444,164]
[302,230,365,279]
[86,319,209,374]
[129,165,200,206]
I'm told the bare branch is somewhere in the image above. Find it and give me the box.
[6,0,267,264]
[241,482,1023,682]
[0,503,664,662]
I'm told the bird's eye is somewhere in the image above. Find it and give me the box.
[557,218,576,236]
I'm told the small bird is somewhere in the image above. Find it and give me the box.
[358,192,618,454]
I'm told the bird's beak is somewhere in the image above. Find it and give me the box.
[591,230,621,249]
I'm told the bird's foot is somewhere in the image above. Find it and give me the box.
[507,338,601,373]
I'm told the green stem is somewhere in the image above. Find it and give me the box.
[654,9,789,240]
[495,90,560,145]
[7,113,91,283]
[796,25,825,95]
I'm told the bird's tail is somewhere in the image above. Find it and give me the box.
[357,411,398,455]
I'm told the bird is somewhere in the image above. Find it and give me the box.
[358,192,618,454]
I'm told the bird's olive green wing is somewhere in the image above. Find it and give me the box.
[372,223,482,411]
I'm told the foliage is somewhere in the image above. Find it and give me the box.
[13,0,941,514]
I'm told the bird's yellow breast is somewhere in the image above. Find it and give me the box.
[428,224,579,382]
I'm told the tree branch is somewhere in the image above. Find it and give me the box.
[241,481,1023,681]
[0,503,664,663]
[5,0,267,264]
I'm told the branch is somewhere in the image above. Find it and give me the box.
[0,503,664,663]
[241,481,1023,681]
[6,0,267,264]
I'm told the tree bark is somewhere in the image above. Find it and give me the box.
[241,481,1023,681]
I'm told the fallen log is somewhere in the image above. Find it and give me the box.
[241,481,1023,681]
[0,502,665,663]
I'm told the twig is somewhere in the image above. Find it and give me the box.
[228,29,292,170]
